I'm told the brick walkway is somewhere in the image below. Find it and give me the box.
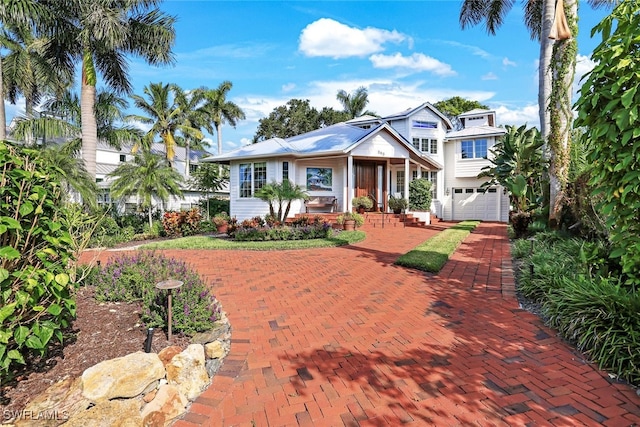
[90,223,640,426]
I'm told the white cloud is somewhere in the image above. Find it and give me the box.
[493,104,539,128]
[369,53,456,77]
[441,40,493,59]
[502,57,517,67]
[282,83,296,92]
[299,18,406,59]
[574,54,596,95]
[482,72,498,81]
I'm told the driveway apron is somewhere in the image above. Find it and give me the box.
[91,223,640,426]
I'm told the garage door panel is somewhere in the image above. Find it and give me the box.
[452,188,499,221]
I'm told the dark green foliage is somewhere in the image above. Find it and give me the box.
[91,251,222,335]
[408,178,432,211]
[574,1,640,283]
[199,197,230,219]
[0,142,77,378]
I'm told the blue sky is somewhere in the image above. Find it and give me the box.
[7,1,612,155]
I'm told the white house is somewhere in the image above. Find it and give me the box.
[203,103,508,222]
[95,141,227,213]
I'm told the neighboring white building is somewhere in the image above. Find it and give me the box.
[203,103,508,222]
[96,141,227,213]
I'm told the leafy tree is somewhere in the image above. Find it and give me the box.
[44,0,176,178]
[127,82,202,165]
[408,178,432,211]
[189,162,229,218]
[202,81,246,155]
[255,179,308,222]
[253,99,347,143]
[433,96,489,130]
[108,151,184,228]
[336,86,376,119]
[478,124,546,236]
[574,0,640,284]
[173,86,209,176]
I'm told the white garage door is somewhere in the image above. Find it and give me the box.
[452,187,500,221]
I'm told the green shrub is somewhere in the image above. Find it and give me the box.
[409,178,432,211]
[91,251,221,335]
[233,220,333,241]
[0,142,77,378]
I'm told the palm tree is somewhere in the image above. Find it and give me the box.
[108,150,184,228]
[202,81,245,156]
[127,82,203,166]
[44,0,176,178]
[173,86,209,177]
[256,180,308,222]
[459,0,613,226]
[336,86,376,119]
[0,0,51,140]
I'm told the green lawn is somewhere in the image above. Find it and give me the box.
[140,230,366,250]
[395,221,480,272]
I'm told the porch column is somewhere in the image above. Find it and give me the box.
[404,158,410,204]
[347,155,354,212]
[416,165,422,180]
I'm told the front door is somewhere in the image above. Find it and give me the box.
[354,161,386,211]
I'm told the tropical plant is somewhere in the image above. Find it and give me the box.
[127,82,203,165]
[0,0,51,140]
[336,86,376,119]
[574,0,640,284]
[190,163,229,218]
[201,81,246,156]
[44,0,176,177]
[352,196,373,210]
[108,151,184,229]
[255,179,308,222]
[409,178,432,211]
[336,211,364,228]
[0,142,77,379]
[173,86,209,176]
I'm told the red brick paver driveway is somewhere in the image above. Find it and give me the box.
[94,223,640,426]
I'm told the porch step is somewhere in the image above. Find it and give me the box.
[289,211,441,229]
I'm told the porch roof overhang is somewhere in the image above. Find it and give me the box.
[445,125,506,140]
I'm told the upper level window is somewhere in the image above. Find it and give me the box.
[413,138,438,154]
[412,138,420,150]
[239,162,267,198]
[412,120,437,129]
[461,139,488,159]
[430,139,438,154]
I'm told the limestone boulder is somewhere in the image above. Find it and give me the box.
[166,344,209,401]
[140,384,188,426]
[81,351,165,402]
[204,341,226,359]
[63,398,142,427]
[157,345,182,366]
[16,377,90,427]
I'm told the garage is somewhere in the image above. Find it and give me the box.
[451,187,500,221]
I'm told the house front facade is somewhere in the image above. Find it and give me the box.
[205,103,508,223]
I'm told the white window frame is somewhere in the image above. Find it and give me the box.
[239,162,267,198]
[461,139,488,159]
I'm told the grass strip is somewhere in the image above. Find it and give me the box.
[395,221,480,272]
[140,230,366,251]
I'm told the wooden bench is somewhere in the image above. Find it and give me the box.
[305,196,338,213]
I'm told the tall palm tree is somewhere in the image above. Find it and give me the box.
[336,86,376,119]
[0,0,50,140]
[108,150,183,228]
[202,81,245,156]
[459,0,613,225]
[44,0,176,178]
[173,86,209,177]
[127,82,203,165]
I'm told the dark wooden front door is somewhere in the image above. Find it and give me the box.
[354,161,386,210]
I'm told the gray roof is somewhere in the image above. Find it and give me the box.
[445,125,506,140]
[97,140,209,162]
[382,102,454,130]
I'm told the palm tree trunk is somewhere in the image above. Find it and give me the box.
[148,205,153,230]
[81,81,98,179]
[539,0,554,144]
[216,123,222,155]
[185,139,190,178]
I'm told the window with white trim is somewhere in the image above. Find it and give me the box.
[396,170,405,196]
[282,161,289,180]
[239,162,267,198]
[430,139,438,154]
[412,120,437,129]
[461,139,488,159]
[412,138,420,150]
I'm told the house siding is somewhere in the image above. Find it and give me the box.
[296,158,345,214]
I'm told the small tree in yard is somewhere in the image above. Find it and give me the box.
[0,142,76,378]
[574,1,640,285]
[409,179,432,211]
[256,180,308,222]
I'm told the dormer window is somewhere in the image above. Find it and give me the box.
[412,120,437,129]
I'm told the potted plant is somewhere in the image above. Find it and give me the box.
[212,212,230,234]
[352,196,373,214]
[409,178,432,225]
[388,196,408,214]
[336,212,364,231]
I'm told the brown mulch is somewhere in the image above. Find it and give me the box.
[0,285,191,418]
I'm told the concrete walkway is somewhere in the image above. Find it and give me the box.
[91,223,640,426]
